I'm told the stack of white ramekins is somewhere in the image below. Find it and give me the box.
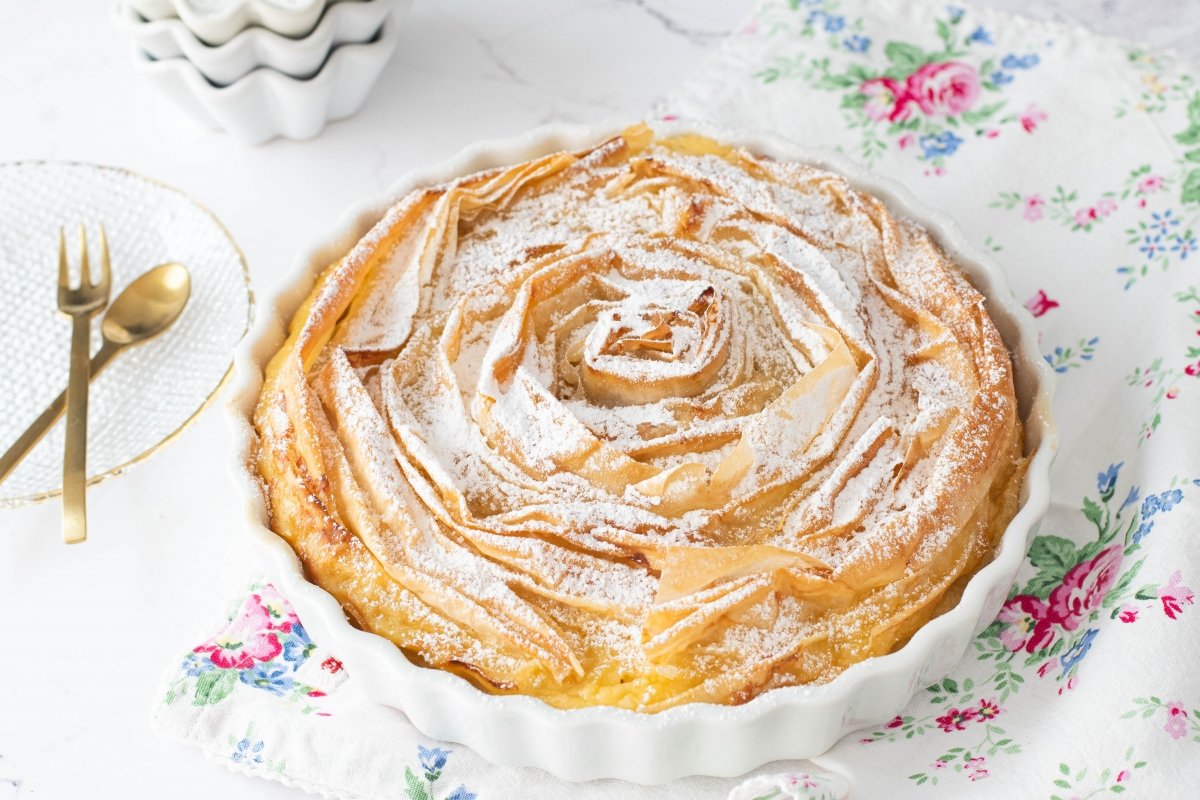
[114,0,409,144]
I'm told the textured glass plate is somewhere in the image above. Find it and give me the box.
[0,162,252,506]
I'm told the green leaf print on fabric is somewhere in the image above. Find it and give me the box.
[194,669,238,706]
[1127,288,1200,441]
[1049,748,1146,799]
[1122,697,1200,742]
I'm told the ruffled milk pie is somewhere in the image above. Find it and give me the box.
[253,125,1026,712]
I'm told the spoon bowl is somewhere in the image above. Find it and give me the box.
[101,262,190,345]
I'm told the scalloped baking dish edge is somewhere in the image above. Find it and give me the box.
[115,0,405,86]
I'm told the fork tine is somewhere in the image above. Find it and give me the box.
[96,224,111,291]
[77,224,89,289]
[57,228,69,290]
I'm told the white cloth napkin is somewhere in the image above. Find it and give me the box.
[154,1,1200,796]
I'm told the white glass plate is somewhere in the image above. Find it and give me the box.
[0,162,252,506]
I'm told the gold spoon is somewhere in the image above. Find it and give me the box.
[0,263,191,485]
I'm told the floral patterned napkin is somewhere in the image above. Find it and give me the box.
[155,1,1200,797]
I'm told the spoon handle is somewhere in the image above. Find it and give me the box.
[0,340,121,485]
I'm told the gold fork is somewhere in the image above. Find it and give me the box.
[57,225,111,544]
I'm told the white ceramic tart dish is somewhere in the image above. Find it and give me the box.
[114,0,405,86]
[130,14,397,144]
[227,121,1057,784]
[126,0,337,45]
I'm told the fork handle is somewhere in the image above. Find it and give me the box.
[62,315,93,544]
[0,341,120,485]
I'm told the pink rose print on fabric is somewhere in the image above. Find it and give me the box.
[1071,198,1118,228]
[906,61,981,117]
[165,584,332,713]
[1160,570,1195,619]
[861,61,983,126]
[1023,194,1045,221]
[1047,546,1123,630]
[1025,289,1059,317]
[1019,103,1047,132]
[194,593,283,670]
[756,5,1047,173]
[860,76,912,122]
[1137,174,1165,194]
[1165,702,1189,739]
[997,594,1056,653]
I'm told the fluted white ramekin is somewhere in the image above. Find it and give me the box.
[226,121,1058,784]
[130,14,397,144]
[126,0,334,45]
[115,0,404,86]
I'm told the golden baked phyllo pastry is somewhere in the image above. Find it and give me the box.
[254,124,1026,711]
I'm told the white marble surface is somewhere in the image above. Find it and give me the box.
[979,0,1200,59]
[0,1,1194,798]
